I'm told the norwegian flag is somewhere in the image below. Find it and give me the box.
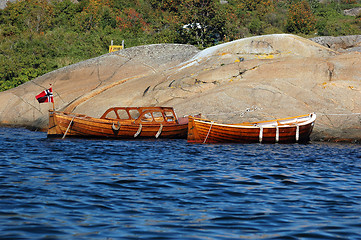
[35,88,54,103]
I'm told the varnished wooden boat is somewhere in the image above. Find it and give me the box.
[187,113,316,144]
[48,107,191,139]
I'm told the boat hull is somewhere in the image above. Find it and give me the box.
[48,110,188,139]
[187,113,316,144]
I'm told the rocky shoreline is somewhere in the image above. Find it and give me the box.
[0,34,360,143]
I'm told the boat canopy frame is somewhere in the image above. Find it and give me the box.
[100,107,179,124]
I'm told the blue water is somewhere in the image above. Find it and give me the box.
[0,127,360,240]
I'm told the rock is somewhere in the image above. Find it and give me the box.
[0,34,360,142]
[344,7,361,17]
[310,35,361,52]
[0,0,17,9]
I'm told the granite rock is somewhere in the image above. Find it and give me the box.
[0,34,360,142]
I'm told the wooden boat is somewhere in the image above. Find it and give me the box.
[48,107,192,139]
[187,113,316,144]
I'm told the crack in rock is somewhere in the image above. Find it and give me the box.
[233,65,260,78]
[143,86,151,96]
[327,62,335,81]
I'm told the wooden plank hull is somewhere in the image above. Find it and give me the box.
[187,113,316,144]
[48,110,188,139]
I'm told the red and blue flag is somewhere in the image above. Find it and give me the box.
[35,88,54,103]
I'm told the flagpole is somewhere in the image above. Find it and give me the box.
[50,84,55,111]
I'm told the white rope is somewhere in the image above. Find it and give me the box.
[112,121,121,131]
[134,124,142,138]
[296,125,300,142]
[62,116,75,139]
[259,126,263,143]
[155,124,163,138]
[203,121,214,143]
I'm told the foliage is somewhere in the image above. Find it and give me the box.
[75,0,116,31]
[1,0,53,33]
[317,17,360,36]
[286,0,316,34]
[175,0,225,48]
[238,0,274,14]
[342,0,357,4]
[0,0,360,91]
[116,8,149,34]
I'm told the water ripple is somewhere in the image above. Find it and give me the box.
[0,127,360,239]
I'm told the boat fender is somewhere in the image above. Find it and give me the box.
[276,126,279,143]
[112,121,121,131]
[155,124,163,138]
[134,124,142,138]
[259,126,263,143]
[295,125,299,142]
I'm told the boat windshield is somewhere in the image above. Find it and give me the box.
[101,107,177,123]
[117,109,131,119]
[129,109,140,120]
[164,111,175,122]
[152,112,164,122]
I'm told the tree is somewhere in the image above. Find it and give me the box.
[148,0,181,12]
[286,0,316,34]
[238,0,274,16]
[52,0,80,28]
[116,8,149,34]
[1,0,53,33]
[76,0,117,31]
[178,0,225,47]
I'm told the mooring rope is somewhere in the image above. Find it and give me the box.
[203,121,214,144]
[62,116,76,139]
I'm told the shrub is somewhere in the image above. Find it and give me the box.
[286,0,316,34]
[317,18,360,35]
[248,17,265,35]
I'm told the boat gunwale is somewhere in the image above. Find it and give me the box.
[191,113,316,129]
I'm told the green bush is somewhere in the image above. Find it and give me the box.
[0,0,360,92]
[317,18,360,35]
[286,0,316,34]
[248,17,265,35]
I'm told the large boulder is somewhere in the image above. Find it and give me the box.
[0,34,360,142]
[310,35,361,53]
